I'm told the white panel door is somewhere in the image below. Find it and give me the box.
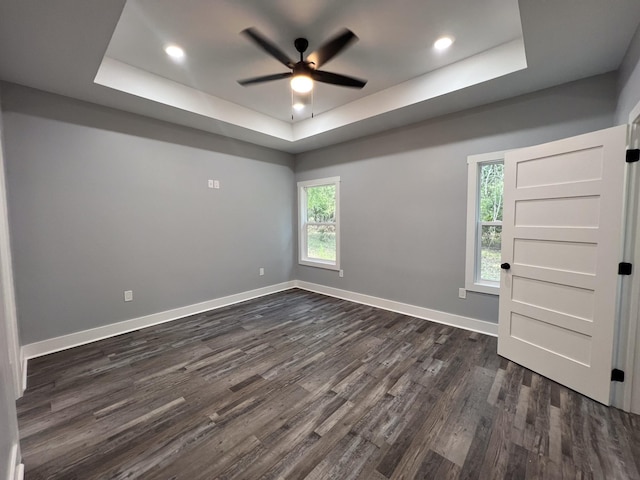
[498,125,628,404]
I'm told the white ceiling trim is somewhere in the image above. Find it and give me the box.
[95,57,294,140]
[292,39,528,141]
[2,0,639,153]
[95,38,526,145]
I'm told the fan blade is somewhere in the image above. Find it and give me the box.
[307,29,357,68]
[242,28,294,68]
[311,70,367,88]
[238,72,292,86]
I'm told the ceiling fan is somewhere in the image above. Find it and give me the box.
[237,28,367,93]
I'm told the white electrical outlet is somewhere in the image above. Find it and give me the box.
[339,269,344,278]
[208,179,214,189]
[259,267,264,276]
[458,288,466,299]
[124,290,133,302]
[214,180,220,189]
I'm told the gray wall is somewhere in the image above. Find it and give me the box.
[295,73,618,323]
[616,24,640,124]
[0,86,19,480]
[1,83,295,345]
[0,72,622,344]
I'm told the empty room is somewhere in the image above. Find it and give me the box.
[1,0,640,479]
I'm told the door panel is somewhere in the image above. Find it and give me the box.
[512,239,597,274]
[515,146,603,188]
[514,196,600,227]
[498,125,628,404]
[510,276,594,319]
[509,312,592,365]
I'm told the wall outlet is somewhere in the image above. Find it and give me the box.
[124,290,133,302]
[214,180,220,189]
[208,179,214,189]
[458,288,466,299]
[259,267,264,276]
[339,269,344,278]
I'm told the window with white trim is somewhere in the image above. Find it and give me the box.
[298,177,340,270]
[465,152,504,295]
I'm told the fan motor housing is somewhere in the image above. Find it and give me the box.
[292,63,312,76]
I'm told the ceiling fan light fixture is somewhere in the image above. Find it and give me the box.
[164,44,185,60]
[291,75,313,93]
[434,36,454,51]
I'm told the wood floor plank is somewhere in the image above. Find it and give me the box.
[16,289,640,480]
[303,431,379,480]
[432,365,496,467]
[458,413,495,480]
[387,354,476,479]
[477,410,512,479]
[219,393,341,479]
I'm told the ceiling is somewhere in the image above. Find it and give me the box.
[104,0,523,122]
[0,0,639,153]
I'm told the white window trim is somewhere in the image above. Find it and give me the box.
[298,176,341,271]
[465,151,506,295]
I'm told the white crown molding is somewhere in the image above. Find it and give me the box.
[292,38,527,142]
[94,57,294,141]
[94,39,526,147]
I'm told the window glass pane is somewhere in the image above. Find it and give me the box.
[306,185,336,223]
[307,224,336,261]
[480,163,504,222]
[480,225,502,282]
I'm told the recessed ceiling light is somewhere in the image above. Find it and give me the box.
[290,75,313,93]
[434,36,454,51]
[292,103,305,111]
[164,44,185,60]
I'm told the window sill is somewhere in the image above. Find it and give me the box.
[299,259,340,271]
[465,282,500,296]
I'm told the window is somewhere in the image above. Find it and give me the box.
[298,177,340,270]
[465,152,504,295]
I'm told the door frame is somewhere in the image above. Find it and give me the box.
[0,104,22,399]
[624,100,640,414]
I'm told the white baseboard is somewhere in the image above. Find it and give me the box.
[294,280,498,337]
[21,281,296,361]
[7,443,22,480]
[20,279,497,382]
[14,464,24,480]
[19,350,27,396]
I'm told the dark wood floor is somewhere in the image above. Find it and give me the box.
[17,289,640,479]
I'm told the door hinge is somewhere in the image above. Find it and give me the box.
[618,262,633,275]
[627,149,640,163]
[611,369,625,382]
